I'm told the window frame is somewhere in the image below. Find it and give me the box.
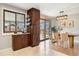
[3,9,25,33]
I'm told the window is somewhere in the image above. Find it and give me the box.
[3,9,25,33]
[16,14,25,32]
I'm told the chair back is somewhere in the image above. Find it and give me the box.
[60,33,69,41]
[53,33,60,41]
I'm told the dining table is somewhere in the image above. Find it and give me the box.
[51,32,79,48]
[68,34,79,48]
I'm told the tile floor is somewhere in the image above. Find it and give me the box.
[0,40,68,56]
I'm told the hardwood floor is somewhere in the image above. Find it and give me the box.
[51,45,77,56]
[51,38,79,56]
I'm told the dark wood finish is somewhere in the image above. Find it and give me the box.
[68,34,79,48]
[27,8,40,47]
[12,34,29,51]
[68,34,78,48]
[12,8,40,51]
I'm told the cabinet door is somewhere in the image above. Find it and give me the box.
[12,35,22,51]
[22,34,28,48]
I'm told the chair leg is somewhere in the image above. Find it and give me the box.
[62,41,69,48]
[58,41,61,47]
[56,41,61,46]
[60,41,64,47]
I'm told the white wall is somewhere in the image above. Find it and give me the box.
[0,4,26,50]
[61,7,79,34]
[50,7,79,42]
[51,14,79,33]
[62,14,79,42]
[61,13,79,34]
[50,17,57,27]
[50,7,79,34]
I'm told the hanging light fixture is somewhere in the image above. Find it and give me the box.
[56,11,68,20]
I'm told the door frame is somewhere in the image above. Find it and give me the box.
[40,18,50,42]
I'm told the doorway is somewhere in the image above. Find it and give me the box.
[40,19,51,55]
[40,19,50,42]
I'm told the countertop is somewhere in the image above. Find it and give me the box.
[12,32,30,35]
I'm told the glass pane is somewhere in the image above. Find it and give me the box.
[40,20,45,40]
[5,11,15,32]
[45,21,49,38]
[16,14,25,32]
[10,21,15,31]
[40,20,50,41]
[5,21,10,32]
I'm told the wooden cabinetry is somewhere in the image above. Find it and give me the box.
[12,34,30,51]
[12,8,40,51]
[27,8,40,47]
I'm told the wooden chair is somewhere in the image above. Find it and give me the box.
[52,32,61,46]
[60,33,69,48]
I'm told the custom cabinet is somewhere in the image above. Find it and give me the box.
[27,8,40,46]
[12,34,29,51]
[12,8,40,51]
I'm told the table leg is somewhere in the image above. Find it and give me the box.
[69,36,74,48]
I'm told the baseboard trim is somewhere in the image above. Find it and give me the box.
[0,48,12,52]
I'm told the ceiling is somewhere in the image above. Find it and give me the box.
[6,3,79,17]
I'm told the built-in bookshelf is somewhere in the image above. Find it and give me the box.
[26,16,31,33]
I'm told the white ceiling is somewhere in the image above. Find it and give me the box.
[6,3,79,17]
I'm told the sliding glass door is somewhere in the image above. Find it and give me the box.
[40,19,50,41]
[45,21,50,39]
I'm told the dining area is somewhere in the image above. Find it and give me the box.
[50,32,79,55]
[51,32,79,48]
